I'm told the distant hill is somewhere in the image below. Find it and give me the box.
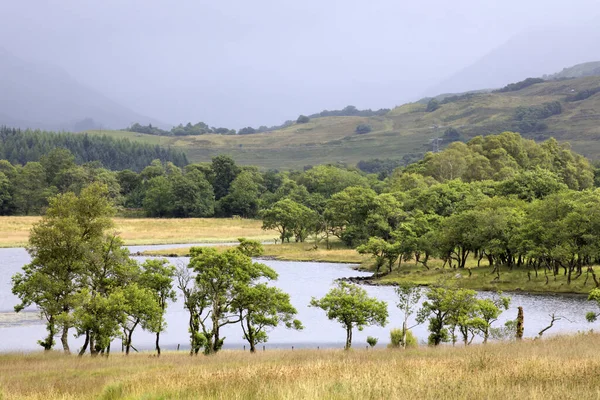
[79,74,600,169]
[427,20,600,96]
[0,48,167,132]
[545,61,600,80]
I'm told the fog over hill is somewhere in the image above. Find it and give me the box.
[427,19,600,96]
[0,1,598,130]
[0,48,167,131]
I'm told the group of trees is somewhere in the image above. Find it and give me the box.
[11,184,177,355]
[0,127,187,170]
[11,185,302,355]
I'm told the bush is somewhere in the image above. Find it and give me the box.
[355,124,372,134]
[297,115,310,124]
[366,336,378,348]
[495,77,545,93]
[389,328,418,348]
[426,99,440,112]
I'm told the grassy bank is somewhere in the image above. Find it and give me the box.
[143,242,369,264]
[368,258,597,294]
[1,334,599,399]
[0,217,277,248]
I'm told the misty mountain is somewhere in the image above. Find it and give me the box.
[426,20,600,96]
[0,48,167,131]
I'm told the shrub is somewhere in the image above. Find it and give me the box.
[426,99,440,112]
[389,328,418,348]
[355,124,372,134]
[297,115,310,124]
[495,77,545,93]
[366,336,378,348]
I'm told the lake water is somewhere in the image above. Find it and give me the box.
[0,245,596,352]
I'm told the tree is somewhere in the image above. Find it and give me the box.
[13,162,50,215]
[355,124,372,134]
[261,198,317,243]
[395,284,422,349]
[417,284,478,346]
[171,171,215,217]
[297,115,310,124]
[188,247,277,354]
[211,155,240,200]
[143,176,174,217]
[120,283,162,355]
[474,293,510,343]
[235,283,303,352]
[11,183,115,353]
[426,99,440,112]
[310,281,388,349]
[357,237,399,276]
[139,259,177,356]
[218,171,262,218]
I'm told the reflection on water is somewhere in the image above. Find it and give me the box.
[0,245,596,352]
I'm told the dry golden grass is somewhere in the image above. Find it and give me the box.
[1,334,600,399]
[0,217,277,248]
[143,242,369,263]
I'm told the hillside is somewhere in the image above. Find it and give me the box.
[81,75,600,169]
[426,19,600,96]
[545,61,600,80]
[0,48,166,132]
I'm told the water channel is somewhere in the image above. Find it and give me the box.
[0,245,594,352]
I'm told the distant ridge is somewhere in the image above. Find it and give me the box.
[0,48,168,132]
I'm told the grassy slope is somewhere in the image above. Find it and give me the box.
[143,242,368,263]
[0,217,276,248]
[82,76,600,169]
[1,334,600,399]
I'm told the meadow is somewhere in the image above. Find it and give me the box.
[0,217,277,248]
[0,334,599,399]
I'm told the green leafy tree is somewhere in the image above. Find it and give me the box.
[189,247,277,354]
[219,171,262,218]
[11,183,114,352]
[139,259,177,356]
[143,176,174,217]
[261,198,318,243]
[171,171,215,217]
[211,155,240,200]
[297,115,310,124]
[474,293,511,343]
[417,284,478,346]
[310,281,388,350]
[395,284,422,349]
[235,283,303,352]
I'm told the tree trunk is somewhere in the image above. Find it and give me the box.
[516,307,524,340]
[78,330,90,356]
[61,324,70,354]
[125,320,139,355]
[155,331,161,357]
[402,321,407,350]
[345,325,352,350]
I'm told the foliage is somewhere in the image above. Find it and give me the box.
[495,78,545,93]
[0,127,188,171]
[426,99,440,112]
[297,115,310,124]
[366,336,378,347]
[355,124,372,134]
[310,281,388,349]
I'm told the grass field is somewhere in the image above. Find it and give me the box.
[0,217,277,248]
[79,76,600,169]
[0,334,599,399]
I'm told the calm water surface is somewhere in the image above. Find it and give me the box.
[0,245,595,352]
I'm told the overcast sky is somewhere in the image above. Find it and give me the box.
[1,0,599,128]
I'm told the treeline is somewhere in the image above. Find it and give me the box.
[0,127,188,171]
[10,184,524,353]
[125,105,390,137]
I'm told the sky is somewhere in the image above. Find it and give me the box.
[0,0,599,128]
